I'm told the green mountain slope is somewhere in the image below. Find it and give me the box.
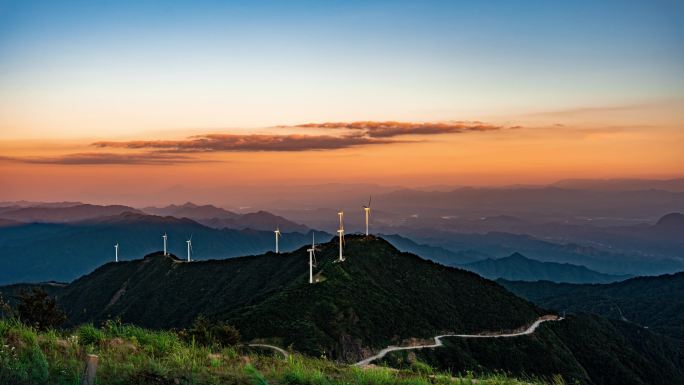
[382,313,684,385]
[460,252,631,283]
[52,235,541,361]
[499,272,684,340]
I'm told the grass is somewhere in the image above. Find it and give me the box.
[0,318,559,385]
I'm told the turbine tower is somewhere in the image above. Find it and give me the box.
[274,227,282,254]
[186,235,192,262]
[362,196,372,236]
[162,233,168,256]
[337,210,345,262]
[114,243,119,262]
[306,234,319,284]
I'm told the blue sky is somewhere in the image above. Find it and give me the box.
[0,0,682,137]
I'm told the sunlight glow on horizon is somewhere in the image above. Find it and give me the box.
[0,0,683,199]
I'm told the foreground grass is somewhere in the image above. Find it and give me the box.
[0,319,558,385]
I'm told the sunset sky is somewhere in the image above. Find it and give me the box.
[1,0,683,203]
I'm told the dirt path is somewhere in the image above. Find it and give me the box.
[247,343,289,358]
[355,315,562,366]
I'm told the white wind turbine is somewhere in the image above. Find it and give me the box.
[362,196,372,237]
[114,243,119,262]
[337,210,345,262]
[306,234,319,284]
[186,235,193,262]
[274,226,282,254]
[162,233,168,256]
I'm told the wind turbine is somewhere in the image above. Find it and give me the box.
[162,233,168,256]
[186,235,193,262]
[274,227,282,254]
[362,196,372,236]
[114,243,119,262]
[337,210,345,262]
[306,234,319,284]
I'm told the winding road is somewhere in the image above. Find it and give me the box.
[355,315,562,366]
[247,343,290,358]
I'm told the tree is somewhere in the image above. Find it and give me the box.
[16,287,66,330]
[187,315,241,347]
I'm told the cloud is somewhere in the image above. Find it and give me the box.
[294,121,503,138]
[0,153,199,165]
[4,120,507,165]
[93,133,394,152]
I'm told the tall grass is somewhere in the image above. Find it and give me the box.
[0,318,555,385]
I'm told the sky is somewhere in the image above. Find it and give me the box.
[0,0,683,203]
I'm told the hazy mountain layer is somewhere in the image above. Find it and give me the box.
[461,252,631,284]
[0,212,325,284]
[500,272,684,340]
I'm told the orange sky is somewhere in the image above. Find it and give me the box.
[1,100,683,204]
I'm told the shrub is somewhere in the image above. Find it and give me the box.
[410,360,433,375]
[15,288,66,330]
[186,315,241,347]
[212,323,240,347]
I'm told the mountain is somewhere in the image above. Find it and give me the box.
[141,202,239,219]
[4,236,683,384]
[406,229,684,276]
[552,178,684,192]
[0,212,326,284]
[142,202,309,232]
[375,186,684,222]
[460,252,631,284]
[0,218,20,227]
[499,272,684,340]
[46,235,541,361]
[197,210,309,233]
[382,233,489,265]
[652,212,684,236]
[0,203,141,223]
[382,313,684,385]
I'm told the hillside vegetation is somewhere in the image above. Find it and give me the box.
[381,314,684,385]
[500,272,684,340]
[0,318,556,385]
[35,236,541,362]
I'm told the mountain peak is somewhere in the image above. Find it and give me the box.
[655,212,684,227]
[506,252,529,260]
[55,235,540,361]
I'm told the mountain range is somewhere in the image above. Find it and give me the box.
[2,235,683,384]
[0,212,326,284]
[500,272,684,341]
[21,236,542,361]
[141,202,309,232]
[460,252,631,284]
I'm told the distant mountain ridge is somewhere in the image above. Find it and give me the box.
[381,233,489,265]
[551,178,684,192]
[0,212,326,284]
[460,252,631,283]
[141,202,239,219]
[141,202,309,232]
[0,204,141,223]
[500,271,684,340]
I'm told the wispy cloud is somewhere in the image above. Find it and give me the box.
[93,133,394,152]
[0,153,199,165]
[4,120,507,165]
[294,121,503,138]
